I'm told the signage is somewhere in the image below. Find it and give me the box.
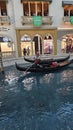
[33,16,42,27]
[70,16,73,24]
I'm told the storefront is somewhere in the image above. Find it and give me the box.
[16,27,57,57]
[57,30,73,54]
[0,35,15,58]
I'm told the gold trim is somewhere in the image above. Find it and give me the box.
[21,0,52,3]
[16,28,57,57]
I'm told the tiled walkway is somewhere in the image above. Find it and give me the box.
[3,57,26,67]
[2,54,73,67]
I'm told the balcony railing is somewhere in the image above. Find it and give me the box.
[0,16,10,25]
[21,16,53,25]
[2,51,16,59]
[63,16,71,23]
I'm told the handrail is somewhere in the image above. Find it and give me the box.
[0,16,10,25]
[2,51,16,58]
[21,16,53,25]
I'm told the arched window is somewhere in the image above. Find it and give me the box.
[0,35,15,58]
[21,34,31,56]
[32,34,42,55]
[43,34,53,54]
[61,34,73,53]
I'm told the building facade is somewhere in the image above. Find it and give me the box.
[0,0,73,59]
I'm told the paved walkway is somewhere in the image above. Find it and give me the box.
[2,54,73,67]
[3,57,26,67]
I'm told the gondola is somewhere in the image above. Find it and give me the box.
[15,59,73,73]
[24,55,70,65]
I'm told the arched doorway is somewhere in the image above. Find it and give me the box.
[0,35,15,58]
[32,34,42,55]
[16,28,57,57]
[21,34,32,56]
[61,34,73,54]
[43,34,53,54]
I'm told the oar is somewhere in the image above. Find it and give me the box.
[24,62,35,74]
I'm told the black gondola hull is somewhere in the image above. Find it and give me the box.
[24,55,70,65]
[15,59,73,73]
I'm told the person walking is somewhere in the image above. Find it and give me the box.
[23,48,27,56]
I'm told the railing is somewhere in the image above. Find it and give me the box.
[2,51,16,59]
[21,16,53,25]
[0,51,4,73]
[63,16,70,23]
[0,16,10,25]
[42,16,52,25]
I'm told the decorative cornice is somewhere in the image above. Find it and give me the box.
[21,0,52,3]
[0,0,8,2]
[62,1,73,7]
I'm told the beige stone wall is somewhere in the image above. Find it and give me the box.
[16,28,57,57]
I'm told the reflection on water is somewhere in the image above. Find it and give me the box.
[60,70,73,83]
[0,65,73,129]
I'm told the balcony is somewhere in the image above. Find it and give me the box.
[21,16,53,25]
[63,16,71,23]
[0,16,10,25]
[2,51,16,59]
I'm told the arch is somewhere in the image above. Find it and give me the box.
[43,33,54,54]
[0,34,13,42]
[16,28,57,57]
[0,34,15,58]
[32,34,43,55]
[20,34,32,56]
[61,34,73,54]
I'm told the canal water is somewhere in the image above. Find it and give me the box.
[0,64,73,130]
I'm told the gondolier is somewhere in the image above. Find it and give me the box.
[34,51,40,66]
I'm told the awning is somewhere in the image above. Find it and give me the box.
[62,1,73,7]
[21,0,52,3]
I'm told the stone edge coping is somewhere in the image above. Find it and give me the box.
[2,54,73,67]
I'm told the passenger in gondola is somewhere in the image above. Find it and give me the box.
[51,61,59,67]
[35,51,39,61]
[34,51,41,68]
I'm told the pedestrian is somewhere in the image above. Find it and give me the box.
[27,46,30,56]
[23,48,27,56]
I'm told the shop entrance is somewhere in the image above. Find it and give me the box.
[16,28,57,57]
[32,34,42,55]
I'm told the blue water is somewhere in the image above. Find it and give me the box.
[0,64,73,130]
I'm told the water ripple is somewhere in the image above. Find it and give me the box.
[0,65,73,130]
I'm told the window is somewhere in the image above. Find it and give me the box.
[23,2,49,16]
[44,34,53,54]
[0,36,15,58]
[61,34,73,54]
[0,1,7,16]
[70,10,73,16]
[30,2,35,16]
[23,2,29,16]
[64,5,73,16]
[37,2,42,16]
[64,10,68,16]
[21,34,31,56]
[43,2,48,16]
